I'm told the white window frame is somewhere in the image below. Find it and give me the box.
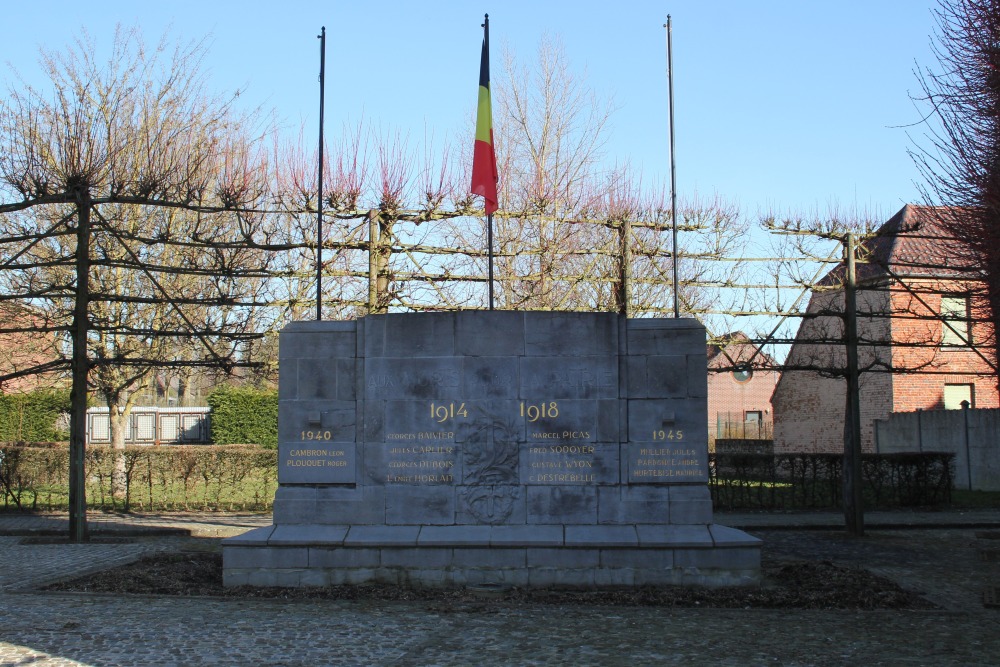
[941,295,971,348]
[944,383,974,410]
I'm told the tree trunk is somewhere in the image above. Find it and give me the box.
[107,398,130,506]
[68,191,91,542]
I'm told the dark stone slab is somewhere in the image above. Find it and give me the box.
[527,486,598,524]
[291,358,356,402]
[278,400,357,444]
[636,524,713,547]
[565,525,639,547]
[344,525,420,547]
[490,524,564,547]
[417,525,492,546]
[626,399,709,484]
[668,485,714,524]
[455,485,526,525]
[462,357,520,399]
[456,311,525,357]
[365,357,464,400]
[523,312,617,357]
[269,525,348,546]
[527,547,600,568]
[381,548,454,568]
[364,313,456,358]
[450,548,526,568]
[519,356,618,400]
[225,546,309,569]
[710,524,763,547]
[385,485,455,525]
[280,320,357,360]
[600,548,672,569]
[625,318,704,356]
[597,485,671,524]
[522,441,619,485]
[309,547,380,568]
[278,440,356,485]
[222,526,274,547]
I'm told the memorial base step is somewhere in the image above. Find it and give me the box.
[222,522,761,589]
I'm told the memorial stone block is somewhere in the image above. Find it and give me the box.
[225,312,762,589]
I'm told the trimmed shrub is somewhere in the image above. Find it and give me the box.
[206,386,278,448]
[0,443,276,511]
[0,388,70,442]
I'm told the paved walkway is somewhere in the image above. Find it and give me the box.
[1,510,999,666]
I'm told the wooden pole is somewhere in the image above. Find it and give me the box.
[843,232,865,536]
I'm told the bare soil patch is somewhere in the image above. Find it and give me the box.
[44,551,934,610]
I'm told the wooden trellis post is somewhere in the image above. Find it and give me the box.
[368,211,392,314]
[617,218,633,317]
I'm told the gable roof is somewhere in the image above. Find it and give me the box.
[819,204,977,286]
[707,332,777,368]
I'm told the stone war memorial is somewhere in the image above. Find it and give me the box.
[223,311,761,588]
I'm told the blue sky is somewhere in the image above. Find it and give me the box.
[4,0,941,219]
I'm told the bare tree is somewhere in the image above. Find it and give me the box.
[0,27,277,530]
[910,0,1000,383]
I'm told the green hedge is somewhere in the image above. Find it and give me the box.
[0,444,277,511]
[0,389,70,442]
[206,386,278,448]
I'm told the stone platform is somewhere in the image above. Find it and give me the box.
[225,523,759,588]
[224,312,761,588]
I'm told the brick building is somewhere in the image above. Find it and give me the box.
[771,204,998,453]
[0,303,63,393]
[707,332,779,444]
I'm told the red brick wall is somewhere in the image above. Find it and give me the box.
[707,357,778,440]
[888,286,998,412]
[773,279,999,454]
[0,308,64,393]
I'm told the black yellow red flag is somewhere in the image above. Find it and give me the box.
[471,14,498,214]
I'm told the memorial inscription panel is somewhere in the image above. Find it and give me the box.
[276,313,710,522]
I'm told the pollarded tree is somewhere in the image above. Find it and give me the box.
[0,27,277,529]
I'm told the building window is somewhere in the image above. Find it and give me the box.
[745,410,763,424]
[941,295,971,348]
[731,366,753,383]
[944,384,974,410]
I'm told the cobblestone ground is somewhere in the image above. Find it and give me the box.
[1,525,999,666]
[2,595,999,666]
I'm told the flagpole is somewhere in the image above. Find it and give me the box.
[484,13,494,311]
[488,212,494,310]
[471,12,497,311]
[316,26,326,322]
[666,15,679,318]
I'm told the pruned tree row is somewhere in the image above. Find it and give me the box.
[1,8,998,539]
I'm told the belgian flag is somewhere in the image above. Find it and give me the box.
[471,14,498,214]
